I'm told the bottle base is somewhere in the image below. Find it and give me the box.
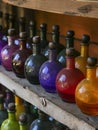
[76,98,98,115]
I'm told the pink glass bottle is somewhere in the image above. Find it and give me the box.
[56,48,85,103]
[1,28,19,71]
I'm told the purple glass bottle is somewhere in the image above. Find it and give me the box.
[39,42,63,93]
[1,28,19,71]
[12,32,32,78]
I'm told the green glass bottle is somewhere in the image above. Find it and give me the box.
[0,94,8,128]
[1,103,19,130]
[19,113,29,130]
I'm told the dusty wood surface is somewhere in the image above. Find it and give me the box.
[0,66,98,130]
[2,0,98,18]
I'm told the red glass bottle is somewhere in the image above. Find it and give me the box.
[1,28,19,71]
[56,48,85,103]
[12,32,32,78]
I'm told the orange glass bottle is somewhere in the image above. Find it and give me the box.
[75,34,90,76]
[75,57,98,115]
[15,95,25,120]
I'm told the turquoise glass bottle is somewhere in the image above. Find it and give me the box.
[24,36,47,84]
[1,103,19,130]
[0,94,8,128]
[57,30,80,66]
[56,48,85,103]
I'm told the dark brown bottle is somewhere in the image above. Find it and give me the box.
[12,32,32,78]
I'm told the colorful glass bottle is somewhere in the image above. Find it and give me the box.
[39,42,63,93]
[30,110,54,130]
[0,94,8,127]
[56,48,85,103]
[15,95,25,121]
[43,25,64,58]
[75,34,90,76]
[39,23,48,53]
[4,89,15,110]
[1,103,19,130]
[1,28,19,71]
[75,57,98,115]
[57,30,80,66]
[19,113,29,130]
[12,32,32,78]
[24,36,47,84]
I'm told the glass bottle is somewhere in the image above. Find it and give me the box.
[30,110,54,130]
[75,57,98,115]
[57,30,80,66]
[4,89,15,110]
[12,32,32,78]
[15,95,25,121]
[56,48,85,103]
[19,113,29,130]
[0,94,8,127]
[43,25,64,58]
[30,105,39,120]
[0,11,3,39]
[24,36,47,84]
[1,28,19,71]
[75,34,90,76]
[39,23,48,53]
[39,42,63,93]
[1,103,19,130]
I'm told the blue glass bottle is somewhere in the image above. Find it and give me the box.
[39,42,63,93]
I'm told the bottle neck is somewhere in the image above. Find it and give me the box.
[52,33,59,43]
[19,24,25,33]
[33,44,41,55]
[49,49,57,61]
[0,103,4,110]
[15,96,23,105]
[20,125,28,130]
[0,17,2,27]
[66,57,75,69]
[19,40,27,50]
[66,38,74,48]
[8,112,16,121]
[40,31,46,41]
[87,68,96,80]
[29,27,36,38]
[7,36,15,46]
[81,45,89,57]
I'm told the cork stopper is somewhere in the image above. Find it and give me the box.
[66,30,75,38]
[52,25,59,32]
[87,57,97,68]
[66,48,75,57]
[81,34,90,46]
[40,23,47,30]
[32,36,40,44]
[49,42,56,49]
[19,32,27,39]
[29,20,36,27]
[19,113,27,125]
[8,28,16,36]
[8,103,16,112]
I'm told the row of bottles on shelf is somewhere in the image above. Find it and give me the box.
[0,6,98,116]
[0,86,70,130]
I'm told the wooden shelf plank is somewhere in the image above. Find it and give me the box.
[0,66,98,130]
[2,0,98,18]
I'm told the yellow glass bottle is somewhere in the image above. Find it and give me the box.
[75,34,90,76]
[15,95,25,120]
[75,57,98,115]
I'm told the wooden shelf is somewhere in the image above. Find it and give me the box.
[2,0,98,18]
[0,65,98,130]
